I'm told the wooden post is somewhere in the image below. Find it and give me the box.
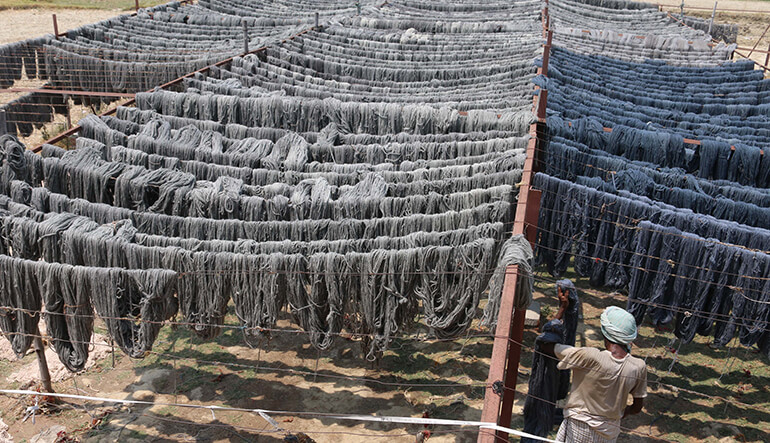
[52,14,60,39]
[0,110,6,136]
[33,328,54,394]
[135,0,140,11]
[707,2,717,37]
[242,21,249,55]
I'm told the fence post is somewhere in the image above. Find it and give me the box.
[52,14,60,39]
[135,0,140,11]
[707,2,717,37]
[765,43,770,75]
[63,95,72,131]
[315,12,319,28]
[0,110,6,136]
[242,21,249,54]
[680,0,685,21]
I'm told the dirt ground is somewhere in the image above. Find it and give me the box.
[0,7,128,148]
[0,9,125,45]
[659,0,770,71]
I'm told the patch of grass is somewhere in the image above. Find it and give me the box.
[151,406,177,416]
[0,0,167,11]
[121,429,149,439]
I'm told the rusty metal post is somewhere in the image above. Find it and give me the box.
[242,21,249,55]
[33,328,54,394]
[479,266,525,443]
[765,42,770,74]
[478,121,543,442]
[537,89,548,121]
[135,0,140,11]
[707,2,717,36]
[52,14,60,39]
[64,94,72,130]
[542,31,553,77]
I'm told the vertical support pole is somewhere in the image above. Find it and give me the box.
[679,0,685,21]
[64,95,72,130]
[478,266,525,443]
[315,12,319,28]
[52,14,60,40]
[537,90,548,121]
[707,2,717,37]
[542,30,553,78]
[764,43,770,75]
[135,0,140,11]
[242,21,249,55]
[357,2,361,15]
[33,328,54,394]
[0,110,6,136]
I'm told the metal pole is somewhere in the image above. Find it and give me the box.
[707,2,717,37]
[765,42,770,75]
[315,12,319,28]
[478,120,542,442]
[0,110,6,136]
[64,95,72,129]
[478,266,524,443]
[135,0,140,11]
[680,0,685,21]
[242,21,249,55]
[357,2,361,15]
[52,14,60,39]
[33,328,54,395]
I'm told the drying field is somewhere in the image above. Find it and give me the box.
[0,274,767,442]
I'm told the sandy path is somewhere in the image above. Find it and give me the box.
[663,0,770,12]
[0,8,125,45]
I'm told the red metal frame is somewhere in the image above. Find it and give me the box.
[477,39,549,438]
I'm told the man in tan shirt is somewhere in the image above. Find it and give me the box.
[544,298,647,443]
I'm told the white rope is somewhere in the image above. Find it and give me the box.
[0,389,558,442]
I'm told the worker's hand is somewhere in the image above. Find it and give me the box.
[557,287,569,307]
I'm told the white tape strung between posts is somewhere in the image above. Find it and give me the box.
[0,389,558,442]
